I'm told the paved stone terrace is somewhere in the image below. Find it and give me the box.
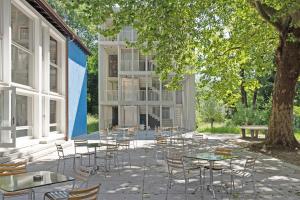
[11,132,300,199]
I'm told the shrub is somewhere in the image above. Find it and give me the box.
[232,103,270,126]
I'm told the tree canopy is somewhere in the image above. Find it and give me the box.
[63,0,300,148]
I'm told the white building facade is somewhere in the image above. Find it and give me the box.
[98,26,195,130]
[0,0,89,147]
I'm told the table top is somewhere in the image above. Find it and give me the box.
[87,142,117,147]
[115,128,129,131]
[0,171,74,192]
[240,125,268,130]
[185,152,237,161]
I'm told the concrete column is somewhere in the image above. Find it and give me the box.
[145,56,148,130]
[2,0,11,83]
[117,45,122,127]
[160,80,162,127]
[33,18,42,139]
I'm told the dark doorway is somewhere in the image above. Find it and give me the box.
[112,106,118,126]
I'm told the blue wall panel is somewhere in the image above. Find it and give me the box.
[68,40,87,139]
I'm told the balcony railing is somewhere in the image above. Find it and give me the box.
[106,90,118,101]
[148,90,160,101]
[162,91,173,101]
[122,90,147,101]
[99,35,118,41]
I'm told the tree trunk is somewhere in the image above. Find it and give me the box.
[210,119,214,129]
[266,33,300,149]
[252,90,257,110]
[240,69,248,107]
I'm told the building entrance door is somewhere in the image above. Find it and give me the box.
[124,106,137,127]
[112,106,118,127]
[0,86,16,147]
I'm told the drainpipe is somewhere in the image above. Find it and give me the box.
[65,38,69,141]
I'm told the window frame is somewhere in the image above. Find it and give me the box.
[0,0,3,81]
[15,93,33,138]
[49,99,58,133]
[49,36,62,94]
[11,3,35,87]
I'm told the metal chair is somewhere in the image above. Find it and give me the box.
[230,157,257,196]
[74,140,95,166]
[155,136,168,161]
[202,147,233,188]
[165,154,202,200]
[56,144,78,172]
[117,139,131,168]
[0,161,34,200]
[44,166,95,200]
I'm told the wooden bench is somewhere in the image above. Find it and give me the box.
[240,125,268,139]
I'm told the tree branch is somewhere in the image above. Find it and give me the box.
[254,1,283,32]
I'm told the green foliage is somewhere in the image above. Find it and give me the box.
[87,114,99,133]
[47,0,98,115]
[197,121,239,134]
[198,126,240,134]
[198,96,225,128]
[232,103,270,125]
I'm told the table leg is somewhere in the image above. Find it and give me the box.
[241,129,246,138]
[208,160,216,199]
[250,129,254,139]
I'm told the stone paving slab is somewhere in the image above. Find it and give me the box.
[6,132,300,199]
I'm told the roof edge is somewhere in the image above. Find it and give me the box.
[26,0,91,55]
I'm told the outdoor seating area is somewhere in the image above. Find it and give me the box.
[1,129,300,200]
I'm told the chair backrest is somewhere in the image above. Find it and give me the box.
[193,134,204,140]
[73,166,93,187]
[166,155,184,174]
[0,161,27,176]
[68,184,100,200]
[214,147,232,156]
[156,136,167,145]
[117,139,130,148]
[56,143,64,158]
[244,157,256,171]
[74,140,88,153]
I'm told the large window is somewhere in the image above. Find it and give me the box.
[50,37,60,93]
[121,49,132,71]
[11,5,33,86]
[0,1,3,81]
[108,55,118,77]
[50,100,57,132]
[16,95,32,137]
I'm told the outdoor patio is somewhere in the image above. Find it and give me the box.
[5,131,300,200]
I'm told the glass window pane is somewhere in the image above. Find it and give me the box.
[16,95,28,126]
[16,129,28,138]
[11,5,33,50]
[121,49,132,71]
[109,55,118,77]
[50,126,57,132]
[50,66,58,92]
[12,45,30,85]
[50,100,56,124]
[50,37,57,64]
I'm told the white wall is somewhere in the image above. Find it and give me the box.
[0,0,67,141]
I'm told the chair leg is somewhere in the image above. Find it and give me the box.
[166,176,171,200]
[73,156,76,169]
[31,189,35,200]
[128,150,131,168]
[185,179,188,200]
[57,159,60,172]
[63,159,66,174]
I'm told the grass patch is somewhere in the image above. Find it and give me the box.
[197,122,239,134]
[198,126,240,134]
[87,114,98,133]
